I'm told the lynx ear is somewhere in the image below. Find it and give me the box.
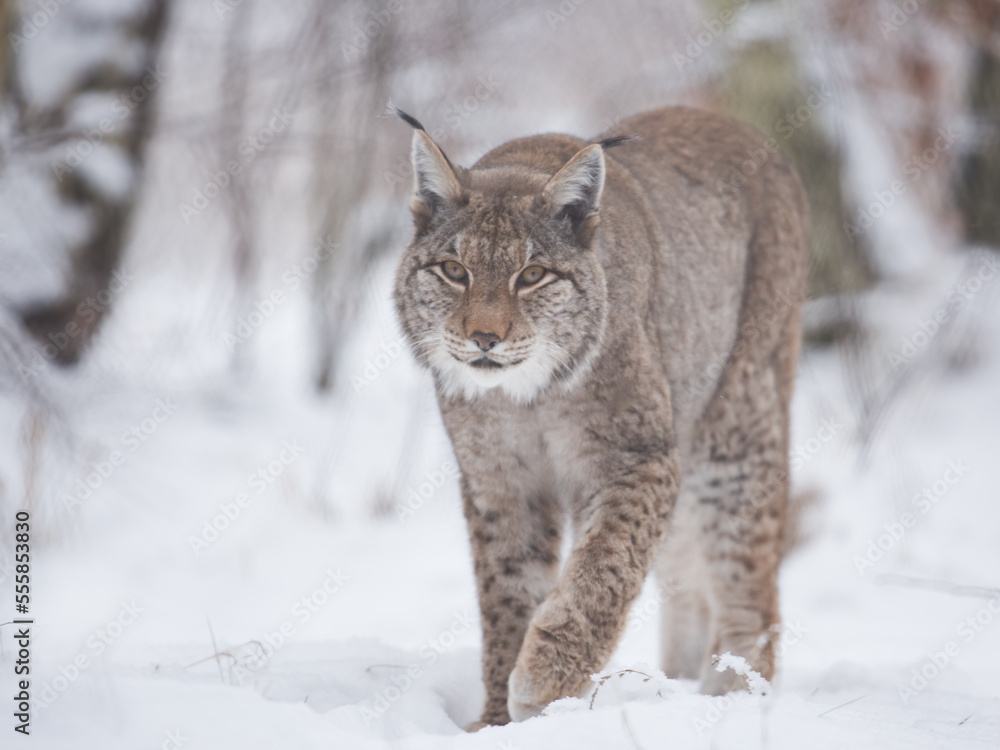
[411,129,463,234]
[542,143,605,242]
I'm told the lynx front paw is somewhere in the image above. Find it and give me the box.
[507,664,549,722]
[506,602,593,721]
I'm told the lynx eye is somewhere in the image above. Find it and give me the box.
[440,260,468,283]
[517,265,547,287]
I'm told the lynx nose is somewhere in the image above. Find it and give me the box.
[470,331,501,352]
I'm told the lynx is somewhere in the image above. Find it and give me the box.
[392,106,808,725]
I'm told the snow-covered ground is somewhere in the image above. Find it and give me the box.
[2,250,1000,750]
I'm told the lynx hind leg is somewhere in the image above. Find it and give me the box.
[691,355,793,695]
[655,505,710,680]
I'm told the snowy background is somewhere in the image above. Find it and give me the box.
[1,0,999,748]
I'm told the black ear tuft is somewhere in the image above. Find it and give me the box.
[394,108,426,132]
[597,134,640,150]
[384,100,427,131]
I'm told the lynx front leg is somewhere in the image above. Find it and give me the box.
[464,486,562,726]
[508,457,679,720]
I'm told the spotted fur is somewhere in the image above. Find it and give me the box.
[392,106,809,725]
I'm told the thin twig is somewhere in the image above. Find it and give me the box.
[818,694,866,717]
[183,651,236,670]
[207,618,225,684]
[874,574,1000,600]
[589,669,654,710]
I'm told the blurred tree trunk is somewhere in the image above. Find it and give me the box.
[218,0,257,377]
[714,38,873,303]
[954,1,1000,249]
[311,2,397,392]
[0,0,16,118]
[18,0,171,365]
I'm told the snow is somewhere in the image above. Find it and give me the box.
[2,255,999,749]
[713,653,771,695]
[2,1,999,746]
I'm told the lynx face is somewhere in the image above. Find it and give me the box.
[393,132,609,403]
